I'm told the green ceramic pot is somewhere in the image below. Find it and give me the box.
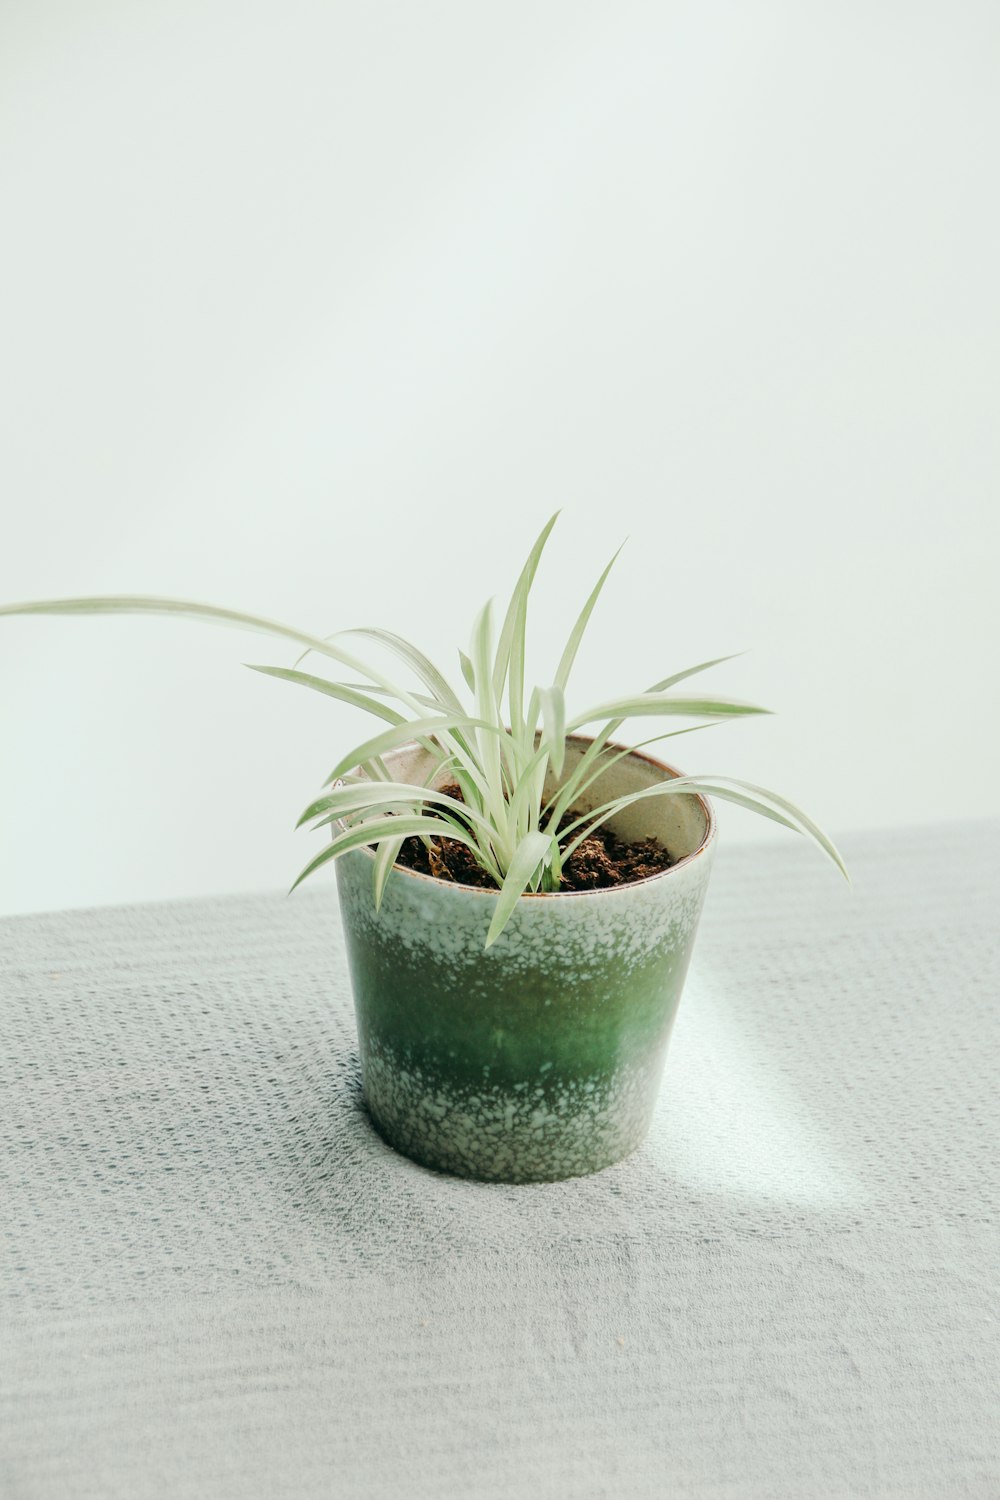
[335,736,716,1183]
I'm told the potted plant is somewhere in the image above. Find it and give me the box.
[0,514,846,1182]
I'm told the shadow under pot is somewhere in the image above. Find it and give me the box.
[334,735,716,1183]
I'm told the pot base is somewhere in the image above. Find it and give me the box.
[361,1037,661,1184]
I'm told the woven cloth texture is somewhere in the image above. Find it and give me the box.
[2,822,998,1499]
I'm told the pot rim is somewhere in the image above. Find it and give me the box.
[338,733,717,901]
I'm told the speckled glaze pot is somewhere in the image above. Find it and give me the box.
[334,736,716,1183]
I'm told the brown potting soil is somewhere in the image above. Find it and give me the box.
[394,786,674,891]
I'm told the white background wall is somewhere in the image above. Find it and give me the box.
[1,0,997,915]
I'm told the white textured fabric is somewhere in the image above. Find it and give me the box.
[2,822,998,1499]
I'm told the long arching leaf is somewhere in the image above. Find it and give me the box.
[244,664,406,726]
[558,776,848,882]
[296,779,501,840]
[328,627,466,713]
[0,595,377,677]
[553,542,624,692]
[568,694,770,730]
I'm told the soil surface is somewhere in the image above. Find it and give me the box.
[394,785,674,891]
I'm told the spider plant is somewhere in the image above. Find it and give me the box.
[0,513,847,945]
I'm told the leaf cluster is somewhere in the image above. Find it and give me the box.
[0,514,848,945]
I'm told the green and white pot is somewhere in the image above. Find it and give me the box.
[335,736,716,1183]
